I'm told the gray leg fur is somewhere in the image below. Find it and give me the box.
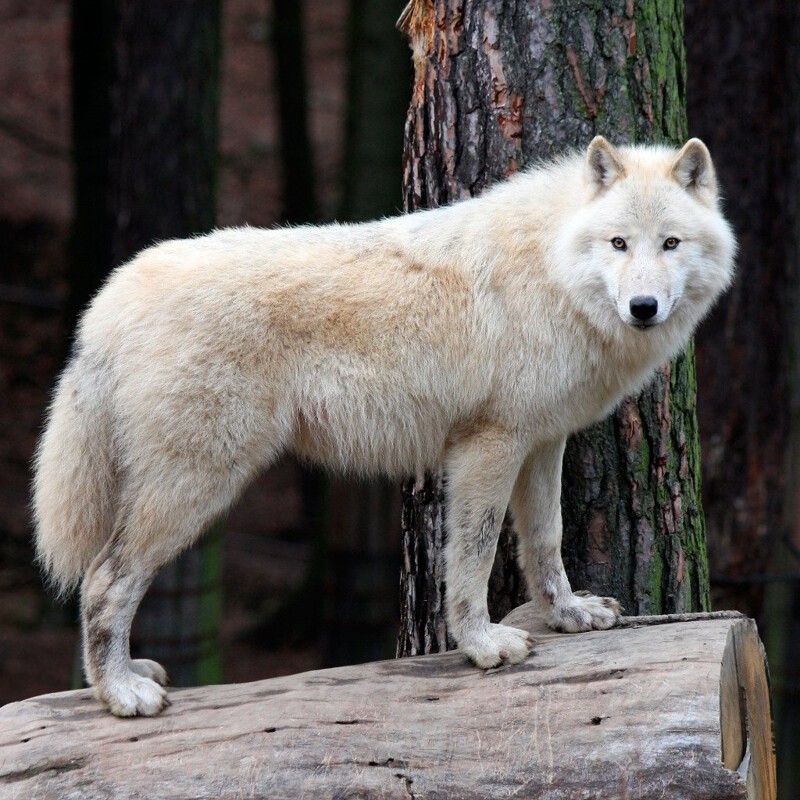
[444,429,534,668]
[510,439,622,633]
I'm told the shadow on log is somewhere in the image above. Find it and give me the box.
[0,604,775,799]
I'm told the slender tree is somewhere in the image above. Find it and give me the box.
[321,0,412,666]
[69,0,223,686]
[68,0,113,333]
[272,0,317,223]
[397,0,707,657]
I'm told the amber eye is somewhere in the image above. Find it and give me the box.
[663,237,680,250]
[611,237,627,251]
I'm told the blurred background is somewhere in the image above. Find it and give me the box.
[0,0,410,698]
[0,0,798,786]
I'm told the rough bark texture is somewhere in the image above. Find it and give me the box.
[397,0,706,658]
[0,609,775,800]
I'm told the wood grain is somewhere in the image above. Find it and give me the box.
[0,605,775,799]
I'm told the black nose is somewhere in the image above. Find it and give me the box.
[629,296,658,321]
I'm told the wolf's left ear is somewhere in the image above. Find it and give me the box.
[586,136,626,194]
[671,138,717,204]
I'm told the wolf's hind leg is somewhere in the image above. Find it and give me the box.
[510,440,622,633]
[82,468,243,716]
[444,430,534,669]
[81,549,165,716]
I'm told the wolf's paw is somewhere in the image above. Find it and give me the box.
[547,591,622,633]
[130,658,169,686]
[96,670,170,717]
[460,623,535,669]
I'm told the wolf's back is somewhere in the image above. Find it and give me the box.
[32,354,117,595]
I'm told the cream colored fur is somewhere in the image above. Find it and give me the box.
[33,137,735,716]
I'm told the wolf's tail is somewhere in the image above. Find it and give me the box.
[32,355,117,596]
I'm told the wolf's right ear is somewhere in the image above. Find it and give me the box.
[586,136,626,194]
[671,138,717,205]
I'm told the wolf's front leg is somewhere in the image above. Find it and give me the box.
[511,440,622,632]
[444,429,534,668]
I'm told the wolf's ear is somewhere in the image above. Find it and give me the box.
[586,136,626,193]
[671,138,717,204]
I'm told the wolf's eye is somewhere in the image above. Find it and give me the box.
[663,237,680,250]
[611,237,627,251]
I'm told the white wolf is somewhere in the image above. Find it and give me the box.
[33,137,735,716]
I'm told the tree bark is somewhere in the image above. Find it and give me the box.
[397,0,706,658]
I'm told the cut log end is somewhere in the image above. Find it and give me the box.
[720,617,777,799]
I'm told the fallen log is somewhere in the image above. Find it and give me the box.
[0,604,776,799]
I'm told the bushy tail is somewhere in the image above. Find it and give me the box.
[32,359,117,597]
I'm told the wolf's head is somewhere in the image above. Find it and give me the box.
[557,137,736,336]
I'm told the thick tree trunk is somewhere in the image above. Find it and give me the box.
[69,0,223,687]
[397,0,706,657]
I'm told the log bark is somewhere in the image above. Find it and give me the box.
[0,607,775,800]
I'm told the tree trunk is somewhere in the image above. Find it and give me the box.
[339,0,410,222]
[68,0,113,333]
[397,0,707,657]
[69,0,223,687]
[322,0,411,666]
[107,1,220,265]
